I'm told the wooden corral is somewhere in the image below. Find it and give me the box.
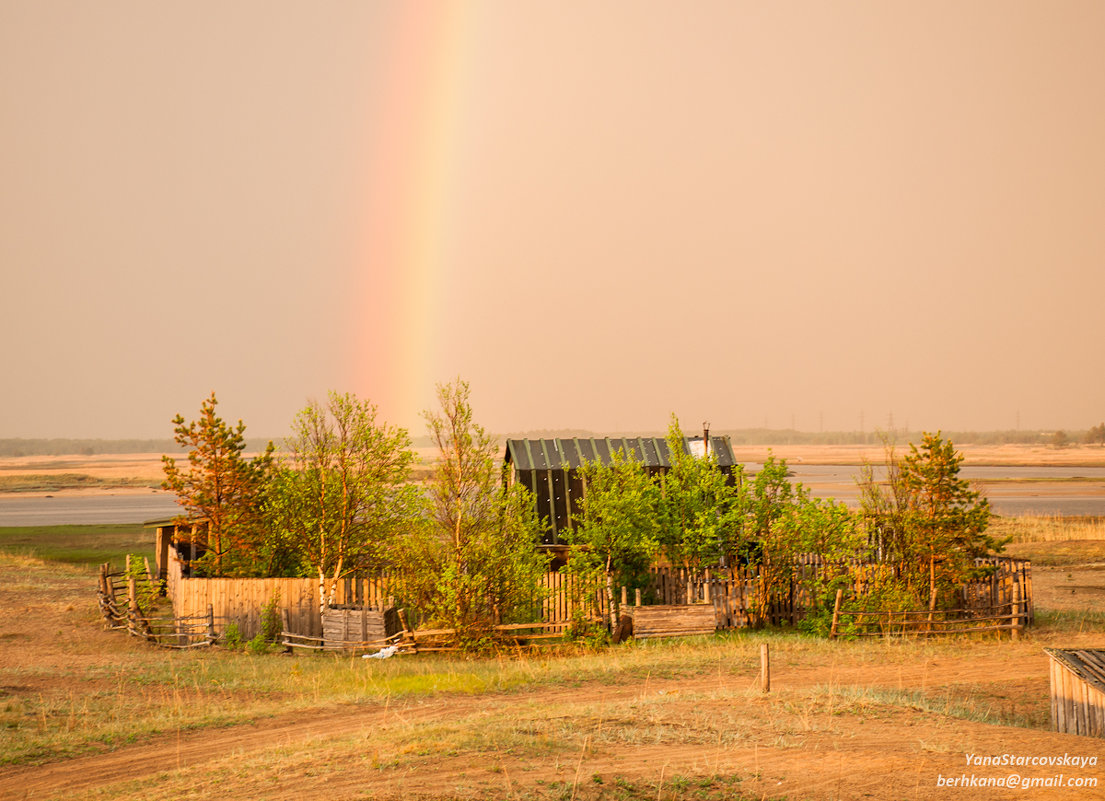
[629,604,717,639]
[1046,648,1105,738]
[161,532,1033,642]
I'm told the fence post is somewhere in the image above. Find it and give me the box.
[830,589,843,639]
[621,586,627,608]
[207,604,215,642]
[635,588,641,607]
[760,643,770,693]
[1011,581,1022,641]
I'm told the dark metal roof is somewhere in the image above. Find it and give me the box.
[504,436,736,471]
[1046,649,1105,695]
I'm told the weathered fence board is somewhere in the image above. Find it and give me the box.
[630,604,716,639]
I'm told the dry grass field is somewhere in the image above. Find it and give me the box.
[2,444,1104,799]
[1,541,1103,800]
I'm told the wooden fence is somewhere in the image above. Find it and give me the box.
[98,562,217,648]
[163,549,1033,642]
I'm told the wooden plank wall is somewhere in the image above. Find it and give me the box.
[1050,656,1105,738]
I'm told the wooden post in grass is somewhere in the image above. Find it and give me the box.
[830,589,843,639]
[760,643,770,693]
[635,588,642,607]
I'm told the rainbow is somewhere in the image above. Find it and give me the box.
[351,3,477,429]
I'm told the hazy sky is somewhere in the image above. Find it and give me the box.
[3,2,1104,440]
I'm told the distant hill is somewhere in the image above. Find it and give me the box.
[0,438,277,457]
[0,429,1065,457]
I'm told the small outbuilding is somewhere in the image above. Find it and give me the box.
[503,435,737,547]
[1046,648,1105,737]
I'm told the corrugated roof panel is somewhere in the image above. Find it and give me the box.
[504,436,737,471]
[711,436,735,467]
[505,440,528,471]
[549,438,568,469]
[1047,649,1105,695]
[561,439,583,469]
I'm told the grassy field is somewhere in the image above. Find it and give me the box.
[0,521,1103,800]
[0,474,160,493]
[0,524,152,568]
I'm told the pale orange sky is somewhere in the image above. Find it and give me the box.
[2,2,1103,439]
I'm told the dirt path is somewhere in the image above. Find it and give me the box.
[4,645,1100,801]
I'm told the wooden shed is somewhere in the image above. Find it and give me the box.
[1046,648,1105,737]
[503,435,737,547]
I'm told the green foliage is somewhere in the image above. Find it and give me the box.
[1085,423,1105,446]
[222,621,242,649]
[860,432,999,611]
[246,633,273,654]
[408,379,550,645]
[1050,430,1070,448]
[263,392,420,609]
[259,593,282,642]
[656,415,742,571]
[161,392,274,577]
[566,609,610,648]
[737,453,860,621]
[123,553,161,612]
[564,448,660,629]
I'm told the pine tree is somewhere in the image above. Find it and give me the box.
[161,392,273,577]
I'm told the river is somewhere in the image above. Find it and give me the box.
[1,464,1104,526]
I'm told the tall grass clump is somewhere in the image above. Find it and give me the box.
[991,514,1105,543]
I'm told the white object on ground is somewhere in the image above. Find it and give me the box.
[362,645,399,659]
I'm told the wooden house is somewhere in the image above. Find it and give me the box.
[1046,648,1105,737]
[503,435,737,548]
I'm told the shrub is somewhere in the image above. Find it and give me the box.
[222,621,242,649]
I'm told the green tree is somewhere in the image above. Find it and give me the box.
[899,432,997,612]
[655,415,743,572]
[415,379,549,644]
[1084,423,1105,446]
[565,449,660,629]
[738,454,860,623]
[263,392,420,613]
[161,392,273,577]
[862,432,998,611]
[1051,430,1071,448]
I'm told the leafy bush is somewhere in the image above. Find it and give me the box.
[260,593,282,642]
[246,633,272,654]
[566,610,610,648]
